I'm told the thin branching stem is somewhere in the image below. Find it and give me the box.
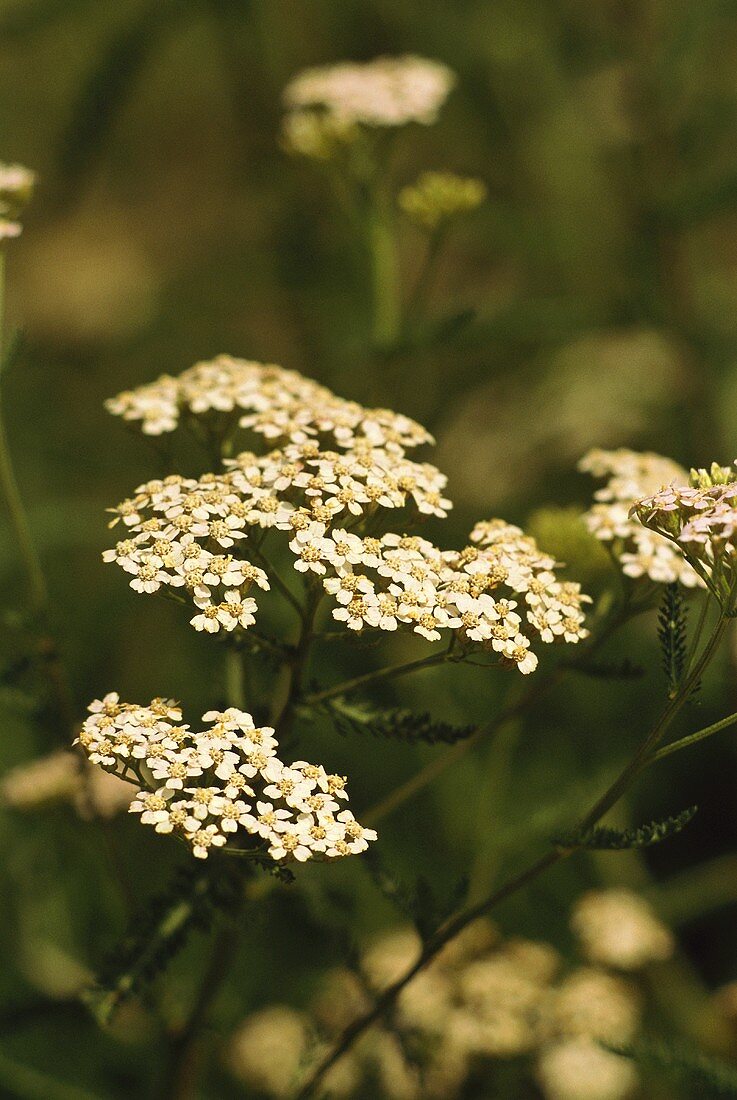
[302,648,452,708]
[364,601,643,825]
[249,542,306,624]
[296,612,730,1097]
[650,710,737,764]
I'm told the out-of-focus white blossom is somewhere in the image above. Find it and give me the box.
[571,889,674,970]
[1,749,130,819]
[77,694,376,863]
[0,160,35,239]
[536,1038,638,1100]
[226,911,649,1099]
[283,56,455,129]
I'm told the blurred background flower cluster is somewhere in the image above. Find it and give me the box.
[3,1,737,1097]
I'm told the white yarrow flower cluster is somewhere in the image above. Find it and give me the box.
[579,448,701,588]
[105,355,433,447]
[104,360,591,667]
[282,56,455,129]
[77,694,376,862]
[311,520,590,673]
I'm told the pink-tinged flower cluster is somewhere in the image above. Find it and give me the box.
[631,462,737,605]
[77,694,375,862]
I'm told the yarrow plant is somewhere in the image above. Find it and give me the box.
[4,55,737,1100]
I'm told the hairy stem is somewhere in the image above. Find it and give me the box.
[296,612,730,1097]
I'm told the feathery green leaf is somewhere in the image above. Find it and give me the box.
[554,805,698,851]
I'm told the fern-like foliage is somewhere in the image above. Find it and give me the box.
[554,805,697,851]
[658,583,688,696]
[614,1037,737,1096]
[83,858,250,1026]
[317,697,476,746]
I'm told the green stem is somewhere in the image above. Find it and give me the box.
[163,924,237,1100]
[272,585,321,744]
[684,590,711,676]
[364,602,639,825]
[249,543,305,624]
[368,182,400,350]
[224,646,245,709]
[303,649,450,708]
[404,227,445,330]
[0,251,47,612]
[650,709,737,764]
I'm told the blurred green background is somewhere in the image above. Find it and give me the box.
[4,0,737,1096]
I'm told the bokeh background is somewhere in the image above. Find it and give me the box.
[3,1,737,1096]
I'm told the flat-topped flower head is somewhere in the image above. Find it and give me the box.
[579,448,701,589]
[631,459,737,606]
[313,519,590,673]
[283,56,455,129]
[77,696,376,864]
[106,356,434,453]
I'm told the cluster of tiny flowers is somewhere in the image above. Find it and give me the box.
[76,694,376,862]
[105,355,434,446]
[282,56,455,129]
[579,448,701,588]
[0,161,35,241]
[104,360,590,665]
[630,460,737,605]
[398,171,487,231]
[229,892,668,1099]
[103,473,269,634]
[305,518,590,673]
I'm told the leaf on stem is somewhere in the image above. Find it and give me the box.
[554,805,698,852]
[316,697,476,746]
[658,583,688,696]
